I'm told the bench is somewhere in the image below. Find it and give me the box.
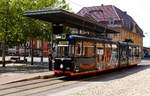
[10,56,20,62]
[10,56,27,63]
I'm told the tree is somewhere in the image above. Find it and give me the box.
[0,0,23,67]
[21,0,70,65]
[0,0,70,66]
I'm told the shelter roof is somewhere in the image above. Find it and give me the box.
[24,9,119,34]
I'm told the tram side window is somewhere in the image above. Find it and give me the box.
[96,42,104,60]
[120,45,128,65]
[139,47,142,57]
[132,47,135,57]
[105,43,112,63]
[75,41,82,57]
[96,43,104,55]
[71,45,75,56]
[84,47,94,57]
[128,46,131,57]
[57,46,69,57]
[130,46,138,58]
[135,47,139,57]
[111,44,118,61]
[83,42,95,57]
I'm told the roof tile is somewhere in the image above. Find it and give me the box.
[77,5,143,35]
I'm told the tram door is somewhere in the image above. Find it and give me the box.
[96,43,104,70]
[97,48,104,70]
[119,44,128,66]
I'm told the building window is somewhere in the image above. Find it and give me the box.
[108,18,115,25]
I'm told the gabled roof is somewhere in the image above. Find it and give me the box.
[77,5,143,36]
[78,5,119,22]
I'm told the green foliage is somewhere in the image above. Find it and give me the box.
[0,0,70,45]
[20,0,70,41]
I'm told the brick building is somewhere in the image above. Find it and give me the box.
[32,40,49,56]
[8,40,49,57]
[77,5,144,46]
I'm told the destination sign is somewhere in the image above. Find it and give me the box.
[59,41,69,45]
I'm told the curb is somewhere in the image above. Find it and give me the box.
[1,72,55,85]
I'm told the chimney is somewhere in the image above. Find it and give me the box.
[124,11,127,14]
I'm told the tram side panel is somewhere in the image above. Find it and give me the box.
[74,41,142,73]
[96,42,119,70]
[74,40,121,73]
[103,43,119,69]
[106,43,119,68]
[119,44,129,66]
[128,44,141,65]
[53,37,141,75]
[73,40,97,73]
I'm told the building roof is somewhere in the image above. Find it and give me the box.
[77,5,144,36]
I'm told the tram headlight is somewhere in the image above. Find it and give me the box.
[60,64,63,69]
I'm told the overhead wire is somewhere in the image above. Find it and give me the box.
[67,0,83,8]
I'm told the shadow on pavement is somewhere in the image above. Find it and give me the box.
[86,64,150,82]
[142,57,150,60]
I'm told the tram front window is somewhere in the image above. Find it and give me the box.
[56,45,72,58]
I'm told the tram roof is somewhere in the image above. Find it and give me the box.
[68,35,141,46]
[68,35,118,44]
[24,9,119,34]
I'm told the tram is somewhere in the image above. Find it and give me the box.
[24,9,142,76]
[52,35,141,76]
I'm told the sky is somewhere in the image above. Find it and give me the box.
[66,0,150,47]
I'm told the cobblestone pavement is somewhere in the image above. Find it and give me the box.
[0,56,50,85]
[0,56,49,80]
[0,56,49,73]
[0,63,48,73]
[69,59,150,96]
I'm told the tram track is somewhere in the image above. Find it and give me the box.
[0,65,140,96]
[0,73,103,96]
[0,76,65,90]
[0,76,66,96]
